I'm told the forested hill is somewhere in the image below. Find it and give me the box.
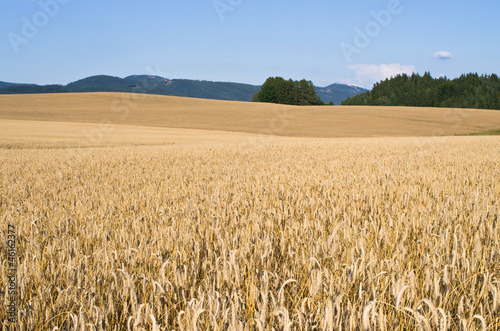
[0,75,366,103]
[0,76,261,102]
[342,73,500,110]
[0,81,16,89]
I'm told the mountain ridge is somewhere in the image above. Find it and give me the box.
[0,75,368,104]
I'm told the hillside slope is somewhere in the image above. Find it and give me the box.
[0,75,366,103]
[316,83,368,105]
[1,93,499,138]
[0,81,15,89]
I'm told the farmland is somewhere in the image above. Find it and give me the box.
[1,93,500,329]
[1,92,500,138]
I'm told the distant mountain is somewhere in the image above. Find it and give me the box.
[52,75,260,101]
[124,75,262,101]
[0,75,367,103]
[0,84,65,94]
[316,84,369,105]
[66,75,133,92]
[124,75,172,88]
[0,81,19,89]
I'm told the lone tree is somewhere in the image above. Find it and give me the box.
[252,77,325,105]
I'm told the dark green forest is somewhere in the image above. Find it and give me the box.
[0,84,66,94]
[342,73,500,110]
[252,77,327,105]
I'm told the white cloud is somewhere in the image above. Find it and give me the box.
[346,63,416,88]
[433,51,454,60]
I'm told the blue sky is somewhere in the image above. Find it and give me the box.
[1,0,499,89]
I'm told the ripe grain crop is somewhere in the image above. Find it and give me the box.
[1,131,499,330]
[1,93,500,137]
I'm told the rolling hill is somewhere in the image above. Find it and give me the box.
[0,81,23,89]
[0,75,366,103]
[0,93,499,141]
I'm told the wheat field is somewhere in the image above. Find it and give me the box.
[1,95,500,330]
[1,93,500,137]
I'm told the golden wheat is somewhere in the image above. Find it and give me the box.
[1,132,499,330]
[2,93,500,138]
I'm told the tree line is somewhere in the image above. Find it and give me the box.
[252,77,328,105]
[341,72,500,110]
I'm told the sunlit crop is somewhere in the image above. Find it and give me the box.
[1,135,499,330]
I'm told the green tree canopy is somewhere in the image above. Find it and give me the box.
[252,77,325,106]
[341,72,500,110]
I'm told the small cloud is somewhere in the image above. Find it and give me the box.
[346,63,416,88]
[433,51,454,60]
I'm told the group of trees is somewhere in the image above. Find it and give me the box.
[252,77,328,105]
[342,72,500,110]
